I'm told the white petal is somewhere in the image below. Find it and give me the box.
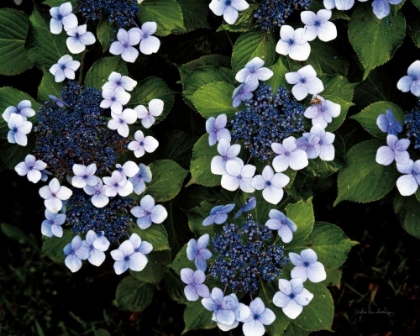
[282,300,303,319]
[396,174,418,196]
[66,37,85,54]
[140,36,160,55]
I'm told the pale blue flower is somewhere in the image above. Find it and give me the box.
[180,268,209,301]
[186,234,212,271]
[301,10,337,42]
[376,109,402,136]
[15,154,47,184]
[2,100,35,122]
[289,249,327,283]
[221,159,256,192]
[41,209,66,238]
[130,194,168,229]
[234,196,256,218]
[251,166,290,204]
[109,28,141,63]
[103,171,133,197]
[296,133,321,159]
[209,0,250,25]
[372,0,402,20]
[276,25,311,61]
[232,81,259,108]
[242,297,276,336]
[285,65,324,101]
[138,22,161,55]
[110,234,149,274]
[128,130,159,158]
[396,160,420,196]
[83,180,109,208]
[66,24,96,54]
[265,209,297,243]
[39,178,72,213]
[100,88,131,115]
[115,161,140,179]
[304,95,341,128]
[7,113,32,146]
[63,235,90,273]
[206,114,231,146]
[71,163,98,188]
[397,60,420,97]
[49,55,80,82]
[135,98,164,128]
[108,108,137,137]
[102,72,137,92]
[84,230,107,267]
[129,163,152,195]
[307,124,335,161]
[375,134,410,166]
[211,139,242,175]
[272,278,314,319]
[203,203,235,226]
[49,2,77,34]
[272,136,309,172]
[235,57,273,86]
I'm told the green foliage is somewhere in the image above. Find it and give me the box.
[114,276,155,312]
[130,225,171,252]
[96,20,113,50]
[393,193,420,238]
[41,230,74,263]
[38,68,63,102]
[177,0,211,31]
[0,9,32,75]
[130,251,171,284]
[182,300,216,334]
[285,198,315,246]
[84,56,128,89]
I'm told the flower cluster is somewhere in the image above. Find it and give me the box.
[179,199,327,335]
[324,0,401,19]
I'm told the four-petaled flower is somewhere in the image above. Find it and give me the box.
[41,209,66,238]
[203,203,235,226]
[290,249,327,283]
[372,0,402,20]
[232,81,259,108]
[206,114,231,146]
[397,60,420,97]
[49,55,80,82]
[276,25,311,61]
[128,130,159,158]
[109,28,141,63]
[129,163,152,195]
[221,159,256,192]
[71,163,98,188]
[180,268,210,301]
[301,10,337,42]
[63,235,89,273]
[2,100,35,122]
[187,234,212,271]
[234,196,256,218]
[130,194,168,229]
[307,124,336,161]
[285,65,324,101]
[83,180,109,208]
[66,24,96,54]
[108,108,137,137]
[84,230,109,267]
[100,89,131,114]
[375,134,410,166]
[138,22,161,55]
[242,297,276,336]
[39,177,73,213]
[103,171,133,197]
[272,136,309,172]
[7,113,32,146]
[251,166,290,204]
[396,160,420,196]
[15,154,47,183]
[49,1,77,34]
[209,0,250,25]
[304,95,341,128]
[376,109,403,136]
[102,72,137,92]
[135,99,164,128]
[235,57,273,86]
[211,139,242,175]
[265,209,297,243]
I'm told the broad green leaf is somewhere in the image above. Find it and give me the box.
[393,193,420,238]
[130,225,170,251]
[26,7,69,69]
[231,30,276,73]
[41,230,73,263]
[216,6,255,32]
[38,68,63,102]
[137,0,186,36]
[190,81,239,118]
[284,323,311,336]
[96,20,114,50]
[164,269,188,305]
[177,0,210,31]
[114,276,154,312]
[0,9,32,75]
[287,222,358,269]
[164,199,192,253]
[348,4,406,79]
[285,198,314,246]
[293,282,334,332]
[412,0,420,10]
[84,56,127,89]
[130,251,171,284]
[351,101,405,138]
[307,39,349,77]
[187,134,220,187]
[335,140,399,205]
[178,54,230,82]
[146,160,188,202]
[168,244,191,274]
[186,201,217,236]
[321,74,357,132]
[0,140,34,171]
[266,58,289,91]
[182,300,216,334]
[129,76,174,124]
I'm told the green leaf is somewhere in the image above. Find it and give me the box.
[37,68,63,102]
[182,300,216,334]
[96,20,114,50]
[84,56,127,89]
[187,134,220,187]
[285,198,314,246]
[164,269,188,305]
[412,0,420,10]
[146,160,188,202]
[393,194,420,239]
[348,4,406,79]
[321,74,357,132]
[26,7,69,69]
[325,268,343,289]
[137,0,186,36]
[129,76,175,124]
[216,7,255,32]
[130,251,171,284]
[293,282,334,332]
[351,101,405,138]
[168,244,191,275]
[335,140,399,205]
[287,222,358,269]
[266,58,289,91]
[130,225,170,251]
[284,323,311,336]
[41,230,74,263]
[178,54,230,82]
[231,30,276,73]
[307,39,349,77]
[353,68,392,109]
[177,0,210,31]
[114,276,154,312]
[190,81,239,118]
[0,9,32,75]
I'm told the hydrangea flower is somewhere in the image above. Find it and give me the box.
[396,160,420,196]
[397,60,420,97]
[272,136,309,172]
[135,98,164,128]
[115,161,140,179]
[2,100,35,122]
[234,196,256,218]
[211,139,242,175]
[138,22,161,55]
[63,235,90,273]
[375,134,410,166]
[276,25,311,61]
[187,234,212,271]
[49,2,78,34]
[324,0,356,10]
[285,65,324,101]
[100,89,131,115]
[71,163,98,188]
[304,95,341,128]
[39,178,73,213]
[232,81,259,108]
[265,209,297,243]
[296,132,322,159]
[108,108,137,137]
[209,0,250,25]
[110,234,150,274]
[242,297,276,336]
[102,72,137,92]
[41,209,66,238]
[376,109,402,136]
[290,249,327,283]
[180,268,209,301]
[130,194,168,229]
[130,232,153,255]
[65,24,96,54]
[109,28,141,63]
[83,180,109,208]
[129,163,152,195]
[272,278,314,319]
[93,231,111,251]
[102,171,133,197]
[127,130,159,158]
[15,154,47,184]
[84,230,108,267]
[307,124,335,161]
[202,203,235,226]
[49,55,80,82]
[235,57,273,86]
[251,166,290,204]
[221,160,256,192]
[206,114,231,146]
[301,10,337,42]
[372,0,402,20]
[7,113,32,146]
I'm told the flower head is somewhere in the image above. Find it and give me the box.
[100,89,131,114]
[66,24,96,54]
[39,177,73,213]
[83,180,109,208]
[63,235,90,272]
[221,159,256,192]
[265,209,297,243]
[285,65,324,101]
[251,166,290,204]
[376,109,402,136]
[290,249,327,283]
[130,194,168,229]
[242,297,276,336]
[84,230,108,266]
[235,57,273,86]
[71,163,98,188]
[15,154,47,183]
[272,136,309,172]
[110,234,150,274]
[304,95,340,128]
[181,268,210,301]
[41,209,66,238]
[7,113,32,146]
[109,28,141,63]
[128,130,159,158]
[307,124,335,161]
[396,160,420,196]
[202,203,235,226]
[187,234,212,271]
[2,100,35,122]
[301,9,337,42]
[103,171,133,197]
[375,134,410,166]
[138,22,161,55]
[135,98,164,128]
[108,108,137,137]
[209,0,250,25]
[211,139,242,175]
[129,163,152,195]
[49,2,78,34]
[397,60,420,97]
[206,114,231,146]
[49,55,80,82]
[276,25,311,61]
